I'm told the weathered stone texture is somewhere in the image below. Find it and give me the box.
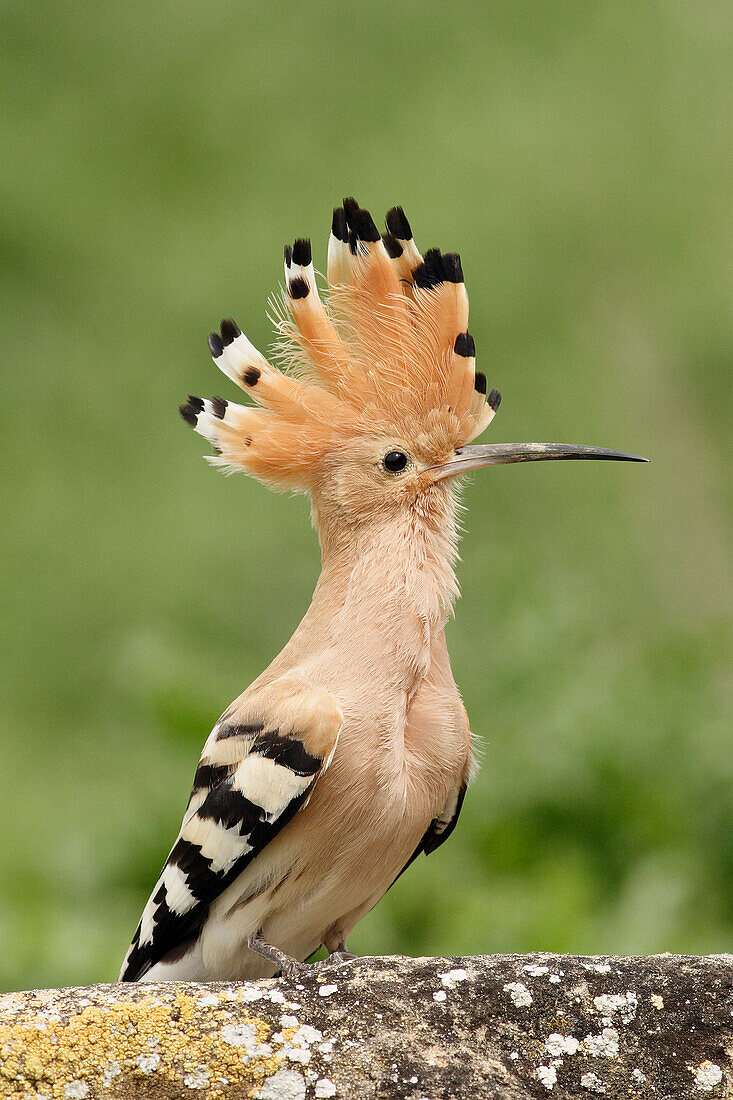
[0,954,731,1098]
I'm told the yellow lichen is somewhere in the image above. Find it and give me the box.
[0,992,291,1099]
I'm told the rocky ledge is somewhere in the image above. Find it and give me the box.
[0,954,731,1098]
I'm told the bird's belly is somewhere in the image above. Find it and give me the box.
[202,773,432,979]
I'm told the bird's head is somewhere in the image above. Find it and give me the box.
[181,199,645,536]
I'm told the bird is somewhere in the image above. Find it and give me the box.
[120,198,646,982]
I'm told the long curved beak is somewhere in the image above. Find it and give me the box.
[433,442,649,479]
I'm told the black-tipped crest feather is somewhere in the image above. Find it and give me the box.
[454,332,475,358]
[386,205,412,241]
[331,207,348,243]
[382,233,403,259]
[351,207,380,242]
[292,238,312,266]
[220,319,241,347]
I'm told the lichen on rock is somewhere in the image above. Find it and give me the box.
[0,954,731,1098]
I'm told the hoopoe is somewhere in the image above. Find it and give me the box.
[120,199,646,982]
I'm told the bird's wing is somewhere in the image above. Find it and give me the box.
[391,778,468,887]
[120,682,343,981]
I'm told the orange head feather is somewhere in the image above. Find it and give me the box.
[181,198,501,500]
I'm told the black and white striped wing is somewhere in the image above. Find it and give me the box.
[120,710,339,982]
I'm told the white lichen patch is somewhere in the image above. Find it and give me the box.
[102,1062,121,1087]
[545,1033,580,1056]
[523,963,549,977]
[184,1066,210,1089]
[197,992,219,1008]
[221,1021,272,1059]
[63,1083,89,1100]
[537,1064,557,1089]
[692,1061,723,1091]
[583,1028,619,1058]
[318,984,338,998]
[439,968,468,988]
[580,1071,606,1092]
[432,990,447,1003]
[271,1020,329,1069]
[25,1017,50,1031]
[0,992,23,1013]
[314,1079,337,1098]
[286,1047,311,1064]
[548,974,561,983]
[136,1052,160,1073]
[258,1066,306,1100]
[239,985,264,1002]
[650,993,664,1009]
[592,991,638,1024]
[582,962,612,974]
[504,981,533,1007]
[297,1025,323,1045]
[631,1068,647,1084]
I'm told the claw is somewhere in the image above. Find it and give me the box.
[321,941,357,967]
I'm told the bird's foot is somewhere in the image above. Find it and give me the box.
[321,942,358,967]
[248,931,307,979]
[280,959,309,978]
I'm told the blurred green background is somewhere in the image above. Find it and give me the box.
[1,1,731,993]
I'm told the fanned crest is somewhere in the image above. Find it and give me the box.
[180,199,501,486]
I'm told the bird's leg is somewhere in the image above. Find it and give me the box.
[322,923,358,966]
[322,940,358,966]
[248,931,305,978]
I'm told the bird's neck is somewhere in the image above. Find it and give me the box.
[293,490,460,678]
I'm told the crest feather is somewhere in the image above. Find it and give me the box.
[182,199,501,486]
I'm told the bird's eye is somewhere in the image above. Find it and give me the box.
[383,450,409,474]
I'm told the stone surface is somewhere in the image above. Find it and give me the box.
[0,954,731,1098]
